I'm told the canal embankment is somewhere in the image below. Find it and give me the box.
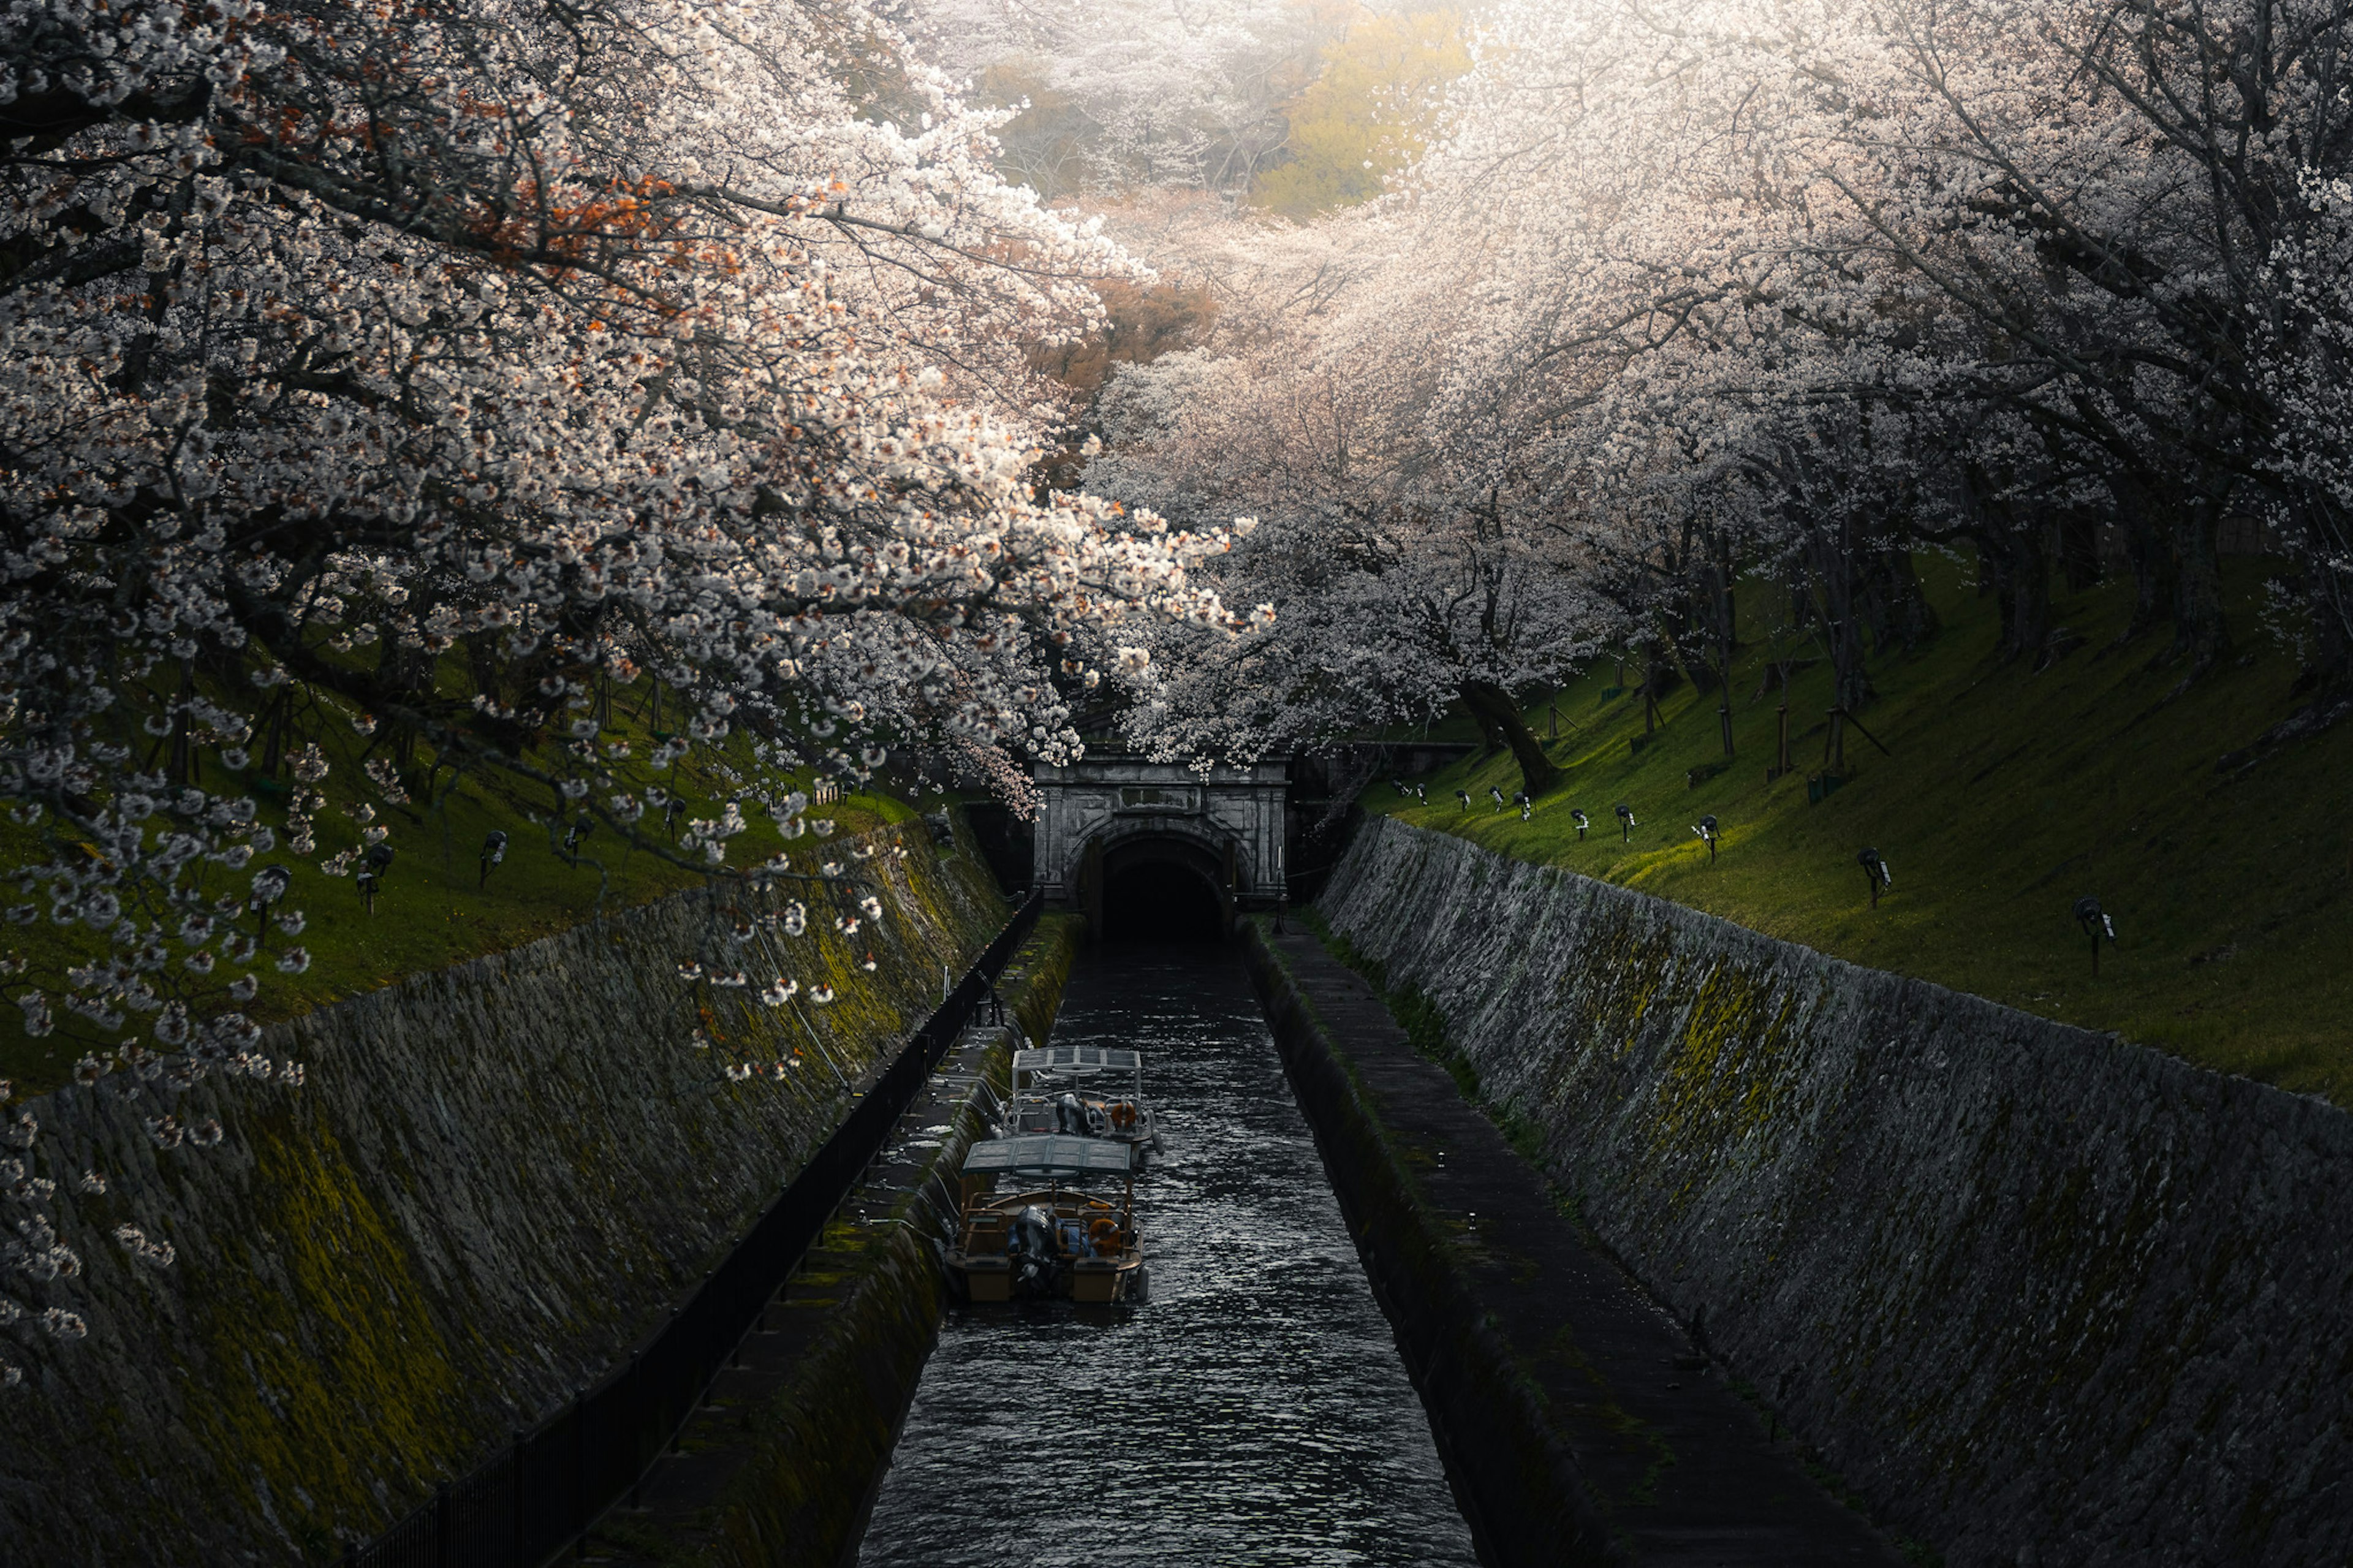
[0,823,1009,1566]
[1310,815,2353,1568]
[1243,919,1906,1568]
[586,914,1080,1568]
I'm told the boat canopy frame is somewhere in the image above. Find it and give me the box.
[1011,1045,1144,1099]
[961,1134,1136,1178]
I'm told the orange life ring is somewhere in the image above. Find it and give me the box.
[1088,1216,1120,1252]
[1110,1100,1138,1132]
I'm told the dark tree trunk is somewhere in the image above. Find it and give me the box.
[1808,523,1876,718]
[1460,680,1557,795]
[2167,499,2232,674]
[1640,653,1681,734]
[1965,472,2050,664]
[2288,488,2353,696]
[1860,548,1940,654]
[2007,528,2052,663]
[2109,472,2175,644]
[2059,507,2103,593]
[464,632,504,708]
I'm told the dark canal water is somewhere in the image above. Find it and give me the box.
[856,942,1479,1567]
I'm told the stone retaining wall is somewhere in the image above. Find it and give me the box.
[0,826,1006,1566]
[1317,816,2353,1568]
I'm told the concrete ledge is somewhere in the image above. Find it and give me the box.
[1244,918,1904,1568]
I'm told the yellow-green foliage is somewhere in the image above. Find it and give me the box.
[1374,555,2353,1105]
[1255,9,1470,218]
[0,666,922,1096]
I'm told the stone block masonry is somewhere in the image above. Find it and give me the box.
[0,826,1008,1566]
[1244,920,1906,1567]
[1316,816,2353,1567]
[587,914,1080,1568]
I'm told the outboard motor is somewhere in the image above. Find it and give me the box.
[1056,1092,1086,1135]
[1008,1204,1055,1290]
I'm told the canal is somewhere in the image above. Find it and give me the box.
[855,940,1479,1566]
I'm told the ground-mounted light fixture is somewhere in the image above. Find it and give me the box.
[2074,896,2116,975]
[357,843,395,914]
[1857,847,1893,908]
[249,863,292,941]
[479,830,508,888]
[1692,815,1719,863]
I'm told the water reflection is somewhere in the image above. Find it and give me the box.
[858,944,1478,1567]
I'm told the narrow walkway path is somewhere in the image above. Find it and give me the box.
[1266,929,1909,1567]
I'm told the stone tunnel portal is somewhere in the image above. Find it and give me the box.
[1031,756,1287,937]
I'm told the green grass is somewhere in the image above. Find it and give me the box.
[1373,555,2353,1106]
[2,671,927,1099]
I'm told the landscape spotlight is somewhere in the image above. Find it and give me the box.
[249,863,292,939]
[1414,783,1427,803]
[1515,790,1533,822]
[479,830,508,887]
[356,843,393,915]
[1857,847,1893,908]
[1456,789,1472,813]
[564,813,596,862]
[2074,896,2117,976]
[1570,808,1590,841]
[1489,784,1506,812]
[1692,814,1719,863]
[1615,802,1636,843]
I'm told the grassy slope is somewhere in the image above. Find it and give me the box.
[1373,555,2353,1106]
[2,673,923,1099]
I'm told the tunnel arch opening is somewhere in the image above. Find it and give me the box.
[1094,834,1230,943]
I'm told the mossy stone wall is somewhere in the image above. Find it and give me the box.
[0,827,1007,1566]
[1319,817,2353,1568]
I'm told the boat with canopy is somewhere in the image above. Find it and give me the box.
[944,1134,1148,1304]
[1000,1044,1164,1168]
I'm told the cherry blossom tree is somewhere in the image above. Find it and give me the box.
[0,0,1261,1385]
[1108,0,2353,798]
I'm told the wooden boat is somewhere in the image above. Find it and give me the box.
[945,1134,1148,1305]
[1001,1045,1164,1169]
